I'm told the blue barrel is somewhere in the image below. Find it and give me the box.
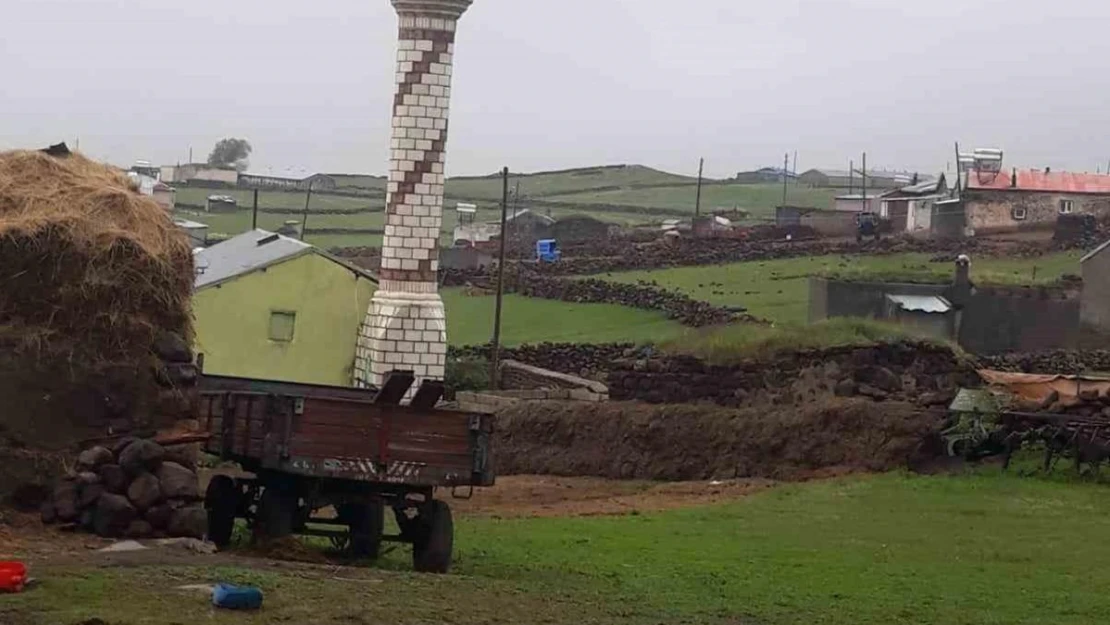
[212,583,264,610]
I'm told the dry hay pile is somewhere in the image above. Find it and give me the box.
[0,149,193,368]
[494,398,944,481]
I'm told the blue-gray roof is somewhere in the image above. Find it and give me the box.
[194,229,312,289]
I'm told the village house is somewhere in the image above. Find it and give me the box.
[879,174,954,234]
[797,168,912,190]
[192,230,376,386]
[962,168,1110,234]
[159,163,238,185]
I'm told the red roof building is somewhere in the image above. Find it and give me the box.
[963,168,1110,234]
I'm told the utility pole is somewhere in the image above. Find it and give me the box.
[490,167,510,389]
[782,152,789,208]
[251,188,259,230]
[189,147,193,164]
[695,158,704,217]
[792,150,798,177]
[861,152,868,213]
[848,160,854,196]
[299,181,314,241]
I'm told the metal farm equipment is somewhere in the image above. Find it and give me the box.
[197,372,494,573]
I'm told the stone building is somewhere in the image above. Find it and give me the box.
[355,0,474,393]
[963,169,1110,234]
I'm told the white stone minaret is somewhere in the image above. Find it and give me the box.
[354,0,473,391]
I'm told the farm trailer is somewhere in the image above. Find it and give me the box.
[197,371,494,573]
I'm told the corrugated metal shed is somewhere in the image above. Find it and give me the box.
[885,294,951,313]
[967,170,1110,194]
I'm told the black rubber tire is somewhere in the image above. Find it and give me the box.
[412,500,453,574]
[204,475,238,548]
[339,501,385,559]
[255,485,296,540]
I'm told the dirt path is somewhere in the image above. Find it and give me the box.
[449,474,775,518]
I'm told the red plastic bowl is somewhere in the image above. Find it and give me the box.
[0,561,27,592]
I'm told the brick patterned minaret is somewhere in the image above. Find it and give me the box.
[354,0,473,392]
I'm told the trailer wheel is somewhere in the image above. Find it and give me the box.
[339,501,384,559]
[412,500,453,574]
[204,475,238,548]
[255,485,296,540]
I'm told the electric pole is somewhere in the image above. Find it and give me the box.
[695,158,704,217]
[490,167,510,389]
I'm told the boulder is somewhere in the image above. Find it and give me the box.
[125,519,154,539]
[75,471,101,486]
[163,445,199,471]
[78,482,105,509]
[127,472,162,512]
[98,464,128,494]
[834,379,858,397]
[145,504,173,530]
[94,493,137,538]
[859,366,902,393]
[167,505,208,539]
[111,436,139,457]
[153,331,193,364]
[80,508,96,531]
[157,462,199,500]
[119,440,165,476]
[77,446,114,470]
[40,500,57,524]
[53,482,79,522]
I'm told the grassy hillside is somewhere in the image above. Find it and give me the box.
[547,182,840,218]
[441,289,687,346]
[445,164,696,201]
[608,251,1083,325]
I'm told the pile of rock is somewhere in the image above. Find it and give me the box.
[605,341,978,408]
[450,343,646,380]
[41,438,206,540]
[981,350,1110,375]
[517,276,757,327]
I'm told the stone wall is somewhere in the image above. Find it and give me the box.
[499,360,608,399]
[957,285,1081,354]
[606,341,974,408]
[965,190,1110,234]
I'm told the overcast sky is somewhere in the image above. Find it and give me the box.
[3,0,1109,178]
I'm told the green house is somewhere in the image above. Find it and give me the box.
[192,230,376,386]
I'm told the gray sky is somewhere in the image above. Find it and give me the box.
[3,0,1110,178]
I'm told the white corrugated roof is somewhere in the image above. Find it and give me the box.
[886,294,951,314]
[194,229,313,289]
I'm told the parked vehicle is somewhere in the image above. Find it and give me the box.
[856,211,881,243]
[197,371,494,573]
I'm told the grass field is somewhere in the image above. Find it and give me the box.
[441,289,687,346]
[445,164,695,200]
[11,472,1110,625]
[547,182,839,218]
[608,251,1084,325]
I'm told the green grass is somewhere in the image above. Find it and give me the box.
[547,182,840,218]
[661,317,940,364]
[607,252,1084,326]
[11,473,1110,624]
[445,164,695,200]
[174,186,380,211]
[441,288,687,346]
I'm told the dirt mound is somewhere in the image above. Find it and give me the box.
[495,399,942,481]
[0,149,194,366]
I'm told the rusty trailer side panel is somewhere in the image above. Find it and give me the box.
[198,375,493,488]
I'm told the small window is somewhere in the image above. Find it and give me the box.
[1059,199,1075,214]
[1012,206,1028,221]
[269,311,296,342]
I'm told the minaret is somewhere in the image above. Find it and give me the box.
[355,0,473,392]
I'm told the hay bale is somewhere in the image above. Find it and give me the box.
[0,149,194,456]
[0,149,194,367]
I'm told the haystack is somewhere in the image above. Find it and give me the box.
[0,148,193,369]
